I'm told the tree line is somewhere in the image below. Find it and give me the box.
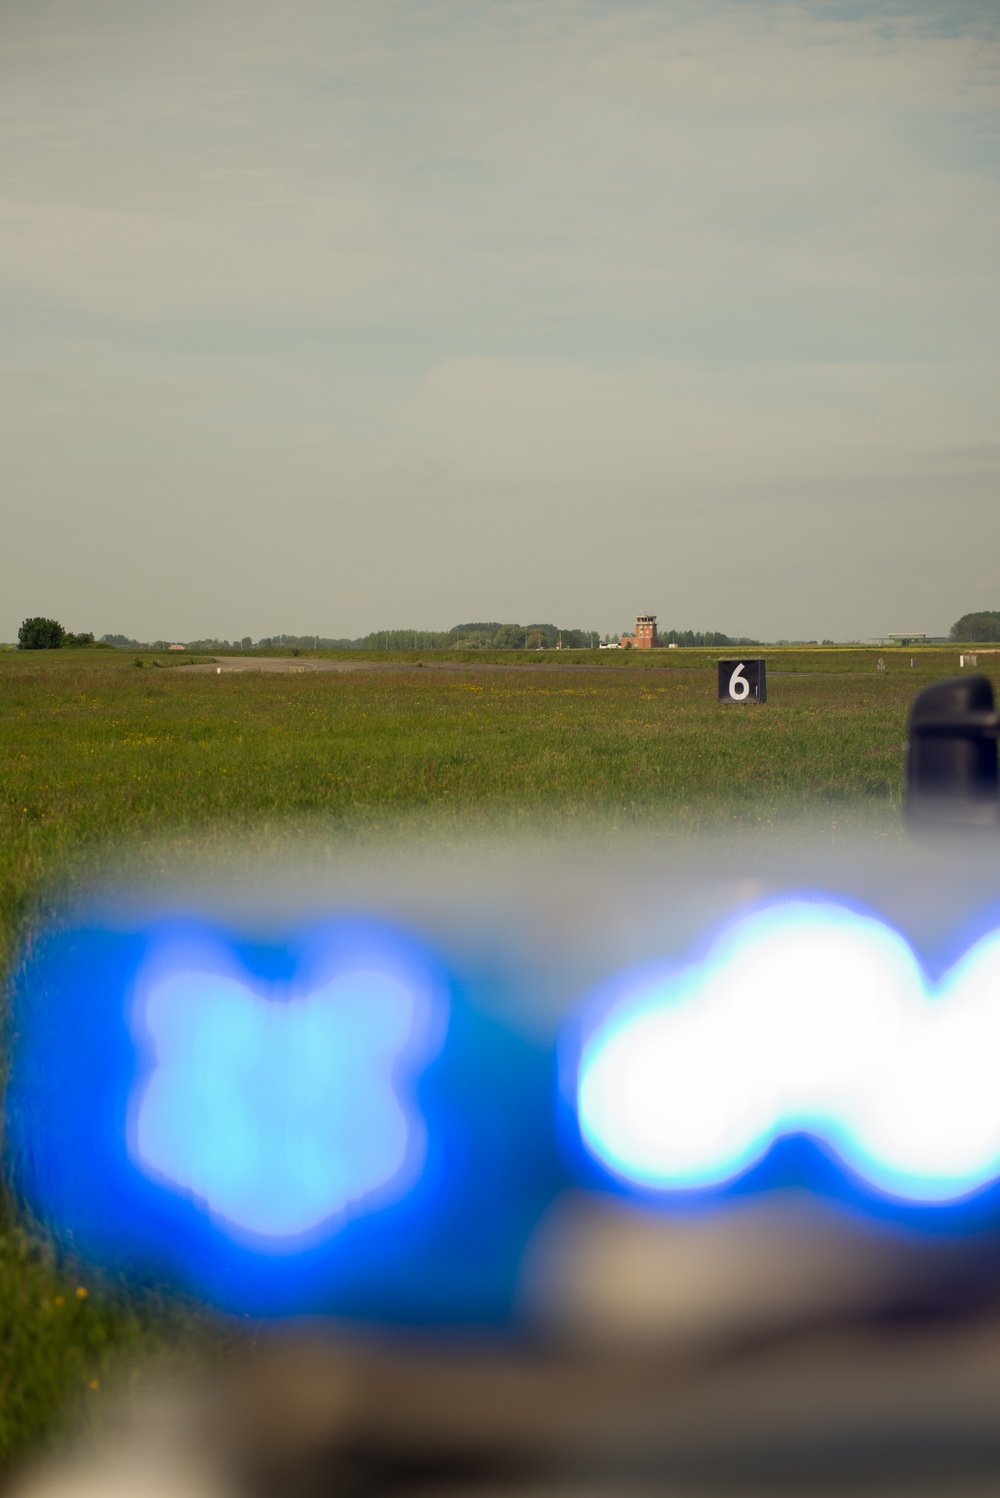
[657,629,759,647]
[17,618,764,651]
[254,623,760,650]
[357,623,601,650]
[17,618,112,650]
[951,612,1000,642]
[17,610,1000,652]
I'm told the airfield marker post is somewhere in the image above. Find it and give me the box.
[718,659,766,704]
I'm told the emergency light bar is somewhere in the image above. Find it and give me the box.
[10,861,1000,1320]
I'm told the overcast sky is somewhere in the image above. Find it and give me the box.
[2,0,998,642]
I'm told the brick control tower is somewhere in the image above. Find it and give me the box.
[622,613,658,649]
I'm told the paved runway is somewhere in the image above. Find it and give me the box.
[174,655,694,676]
[176,656,396,674]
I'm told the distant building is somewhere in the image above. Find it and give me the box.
[168,644,186,651]
[620,614,659,649]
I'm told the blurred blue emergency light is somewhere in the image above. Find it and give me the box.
[6,910,559,1321]
[11,863,1000,1324]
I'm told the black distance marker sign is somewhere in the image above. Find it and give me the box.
[718,659,766,704]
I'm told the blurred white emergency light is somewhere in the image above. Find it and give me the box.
[577,901,1000,1204]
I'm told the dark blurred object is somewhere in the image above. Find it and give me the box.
[16,1195,1000,1498]
[907,675,999,830]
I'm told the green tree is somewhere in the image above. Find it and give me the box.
[491,624,526,649]
[449,622,502,639]
[18,617,65,650]
[523,623,559,648]
[951,611,1000,642]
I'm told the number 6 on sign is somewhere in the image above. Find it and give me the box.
[718,659,766,704]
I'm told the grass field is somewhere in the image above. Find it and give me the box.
[0,642,995,1463]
